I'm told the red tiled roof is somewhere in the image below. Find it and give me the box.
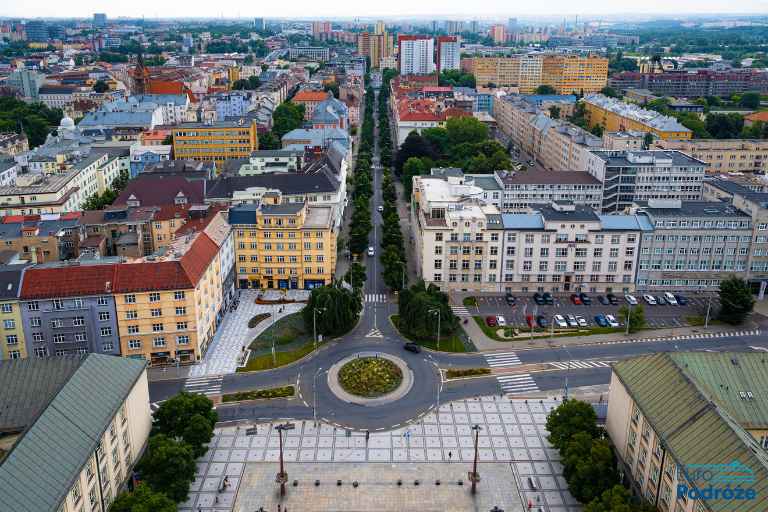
[179,233,219,284]
[153,204,192,222]
[293,90,330,103]
[114,261,193,292]
[745,111,768,123]
[2,215,39,224]
[20,265,117,299]
[115,176,205,208]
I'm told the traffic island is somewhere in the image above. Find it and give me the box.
[327,352,414,406]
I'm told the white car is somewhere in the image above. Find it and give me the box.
[664,292,678,305]
[497,316,507,327]
[605,314,620,327]
[576,316,588,327]
[377,205,384,212]
[643,294,657,305]
[553,314,568,328]
[625,294,638,305]
[566,314,578,327]
[367,246,375,257]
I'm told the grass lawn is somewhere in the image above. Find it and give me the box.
[685,315,724,327]
[390,315,467,352]
[237,341,316,372]
[221,386,295,402]
[249,312,312,350]
[462,297,477,307]
[338,357,402,397]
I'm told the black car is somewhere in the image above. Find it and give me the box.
[597,295,609,305]
[505,293,517,306]
[606,293,619,305]
[536,315,549,328]
[533,292,545,305]
[403,342,421,353]
[579,292,592,305]
[542,292,554,305]
[675,294,689,306]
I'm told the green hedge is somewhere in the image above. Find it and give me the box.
[221,386,295,402]
[446,368,491,379]
[247,313,271,329]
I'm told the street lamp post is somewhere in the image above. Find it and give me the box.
[313,367,324,426]
[313,307,326,350]
[704,295,713,328]
[271,304,277,366]
[429,308,441,351]
[625,303,632,336]
[469,424,482,494]
[563,344,573,400]
[275,422,295,497]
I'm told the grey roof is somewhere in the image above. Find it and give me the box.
[598,214,655,232]
[78,110,155,128]
[470,175,503,191]
[431,168,464,178]
[501,214,545,230]
[705,178,768,205]
[537,204,600,222]
[260,203,305,215]
[637,201,750,218]
[590,150,705,168]
[497,169,601,186]
[206,172,338,200]
[0,354,146,512]
[250,149,303,158]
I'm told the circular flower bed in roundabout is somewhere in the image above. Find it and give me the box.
[337,357,404,398]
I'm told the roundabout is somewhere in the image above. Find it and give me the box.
[327,352,414,406]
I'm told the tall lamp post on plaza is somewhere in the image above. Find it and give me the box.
[704,294,713,328]
[562,344,573,400]
[275,422,295,497]
[428,307,441,352]
[625,303,633,336]
[313,307,326,350]
[469,424,482,495]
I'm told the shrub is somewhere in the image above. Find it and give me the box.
[222,386,295,402]
[248,313,271,328]
[445,368,491,379]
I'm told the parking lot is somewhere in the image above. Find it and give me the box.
[465,293,720,330]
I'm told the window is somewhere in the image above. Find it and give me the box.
[149,292,161,302]
[73,298,83,309]
[174,291,185,300]
[100,327,112,337]
[1,303,12,313]
[177,335,190,345]
[71,481,82,504]
[128,339,141,349]
[27,301,39,311]
[50,319,63,329]
[30,317,41,327]
[97,296,109,306]
[53,299,64,310]
[153,337,166,348]
[6,335,18,345]
[33,333,44,342]
[152,323,164,332]
[73,316,85,326]
[124,294,136,304]
[3,319,15,330]
[176,321,188,330]
[75,333,87,343]
[34,347,48,357]
[150,308,162,317]
[126,310,138,320]
[175,306,186,315]
[98,311,110,321]
[127,325,139,334]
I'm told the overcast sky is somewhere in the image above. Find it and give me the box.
[4,0,768,19]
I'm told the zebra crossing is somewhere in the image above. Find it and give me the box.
[366,328,384,338]
[549,360,614,371]
[599,329,761,346]
[365,293,388,303]
[496,374,539,395]
[450,305,471,317]
[184,375,223,396]
[484,351,522,368]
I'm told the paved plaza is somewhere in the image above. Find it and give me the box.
[189,290,305,377]
[179,397,580,512]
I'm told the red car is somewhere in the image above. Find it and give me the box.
[570,293,582,305]
[526,314,535,328]
[485,316,498,327]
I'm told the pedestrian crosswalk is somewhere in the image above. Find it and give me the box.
[549,360,614,371]
[484,351,521,368]
[365,294,388,303]
[184,375,223,396]
[450,305,470,317]
[496,374,539,395]
[366,328,384,338]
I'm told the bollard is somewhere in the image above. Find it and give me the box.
[315,480,320,486]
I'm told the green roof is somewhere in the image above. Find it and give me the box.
[613,353,768,512]
[0,354,147,512]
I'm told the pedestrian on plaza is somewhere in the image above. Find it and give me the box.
[365,430,370,443]
[448,451,452,462]
[278,504,282,512]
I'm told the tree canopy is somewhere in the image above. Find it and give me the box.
[545,398,599,451]
[0,96,63,148]
[111,483,177,512]
[303,283,362,336]
[271,101,305,139]
[232,76,261,90]
[397,280,458,339]
[439,70,476,88]
[718,276,755,325]
[152,392,218,457]
[137,435,196,503]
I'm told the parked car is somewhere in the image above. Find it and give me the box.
[570,294,582,305]
[625,294,638,305]
[594,314,609,327]
[536,315,549,328]
[606,314,620,327]
[566,314,578,327]
[664,292,678,305]
[497,316,507,327]
[576,316,588,327]
[526,314,535,329]
[367,246,375,257]
[598,295,610,306]
[643,294,657,305]
[505,293,517,306]
[533,292,545,305]
[675,294,689,305]
[656,295,667,305]
[542,292,554,305]
[553,314,568,328]
[404,342,421,353]
[486,316,498,327]
[607,293,619,305]
[579,292,592,305]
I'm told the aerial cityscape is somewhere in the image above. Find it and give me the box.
[0,6,767,512]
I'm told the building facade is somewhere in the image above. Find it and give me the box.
[436,36,461,73]
[582,94,692,141]
[398,35,435,76]
[653,138,768,173]
[0,265,26,360]
[172,120,259,164]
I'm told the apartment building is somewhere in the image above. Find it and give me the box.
[634,200,752,291]
[0,213,81,263]
[229,199,337,290]
[411,174,650,294]
[702,178,768,286]
[0,354,151,512]
[19,264,123,358]
[234,149,304,175]
[436,36,461,73]
[293,90,334,120]
[356,31,394,69]
[487,169,603,211]
[606,353,768,512]
[653,138,768,173]
[582,94,692,141]
[288,46,330,62]
[398,35,435,76]
[172,119,259,164]
[608,69,768,97]
[585,150,706,213]
[0,265,26,360]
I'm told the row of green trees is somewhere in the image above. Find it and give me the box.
[0,96,63,148]
[546,400,654,512]
[348,87,376,256]
[379,169,407,291]
[302,282,363,336]
[397,117,513,198]
[397,280,459,342]
[377,69,397,168]
[258,101,306,150]
[112,393,219,511]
